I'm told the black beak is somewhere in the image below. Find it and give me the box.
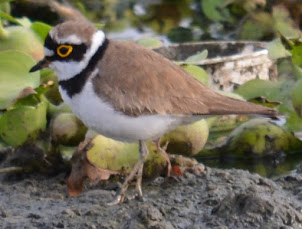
[29,58,50,72]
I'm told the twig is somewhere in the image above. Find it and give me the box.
[0,166,23,174]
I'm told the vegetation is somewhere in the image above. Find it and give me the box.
[1,0,302,178]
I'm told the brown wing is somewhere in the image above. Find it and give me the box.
[92,40,276,117]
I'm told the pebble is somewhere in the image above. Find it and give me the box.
[62,208,76,218]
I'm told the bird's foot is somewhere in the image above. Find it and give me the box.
[107,194,124,206]
[154,138,171,177]
[107,140,149,205]
[106,176,145,205]
[107,191,145,206]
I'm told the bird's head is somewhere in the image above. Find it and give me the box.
[30,20,106,81]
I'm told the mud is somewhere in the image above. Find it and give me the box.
[1,165,302,229]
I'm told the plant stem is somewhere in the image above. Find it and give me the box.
[0,18,8,40]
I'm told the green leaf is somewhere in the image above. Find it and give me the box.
[240,12,273,40]
[234,79,293,116]
[137,37,162,48]
[248,96,281,108]
[273,6,300,38]
[235,79,286,102]
[40,69,62,105]
[185,50,208,64]
[277,58,302,81]
[0,2,10,14]
[30,22,52,41]
[241,0,266,12]
[291,78,302,118]
[235,79,302,131]
[0,100,47,147]
[0,50,40,109]
[291,63,302,80]
[0,26,44,60]
[167,27,193,43]
[291,45,302,67]
[201,0,231,22]
[16,17,32,28]
[0,10,21,25]
[267,38,291,60]
[181,64,210,86]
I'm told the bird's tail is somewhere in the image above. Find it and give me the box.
[207,93,278,119]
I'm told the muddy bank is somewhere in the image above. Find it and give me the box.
[1,167,302,229]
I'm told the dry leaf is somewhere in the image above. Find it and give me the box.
[67,139,118,197]
[16,86,37,100]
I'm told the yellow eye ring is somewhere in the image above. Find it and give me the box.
[57,45,73,58]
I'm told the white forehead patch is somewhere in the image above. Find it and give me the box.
[49,29,82,45]
[50,30,106,81]
[58,34,82,44]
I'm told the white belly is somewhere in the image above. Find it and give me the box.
[59,81,183,142]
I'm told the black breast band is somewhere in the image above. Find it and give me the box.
[59,38,109,98]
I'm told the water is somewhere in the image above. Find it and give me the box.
[200,152,302,178]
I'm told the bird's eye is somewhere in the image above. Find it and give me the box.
[57,45,73,58]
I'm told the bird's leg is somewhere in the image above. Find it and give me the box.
[154,138,171,177]
[135,161,144,199]
[108,140,149,205]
